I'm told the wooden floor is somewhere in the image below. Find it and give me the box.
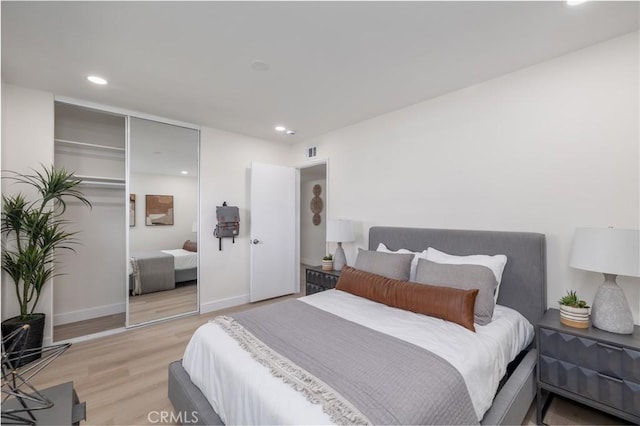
[523,394,631,425]
[54,313,125,342]
[32,288,630,425]
[129,282,198,325]
[53,283,198,341]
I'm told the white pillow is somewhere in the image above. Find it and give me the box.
[425,247,507,303]
[376,243,428,282]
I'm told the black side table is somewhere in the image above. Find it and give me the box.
[305,265,341,295]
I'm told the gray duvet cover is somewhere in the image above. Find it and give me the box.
[216,299,478,425]
[131,251,175,295]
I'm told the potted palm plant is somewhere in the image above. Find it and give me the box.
[559,290,590,329]
[1,165,91,365]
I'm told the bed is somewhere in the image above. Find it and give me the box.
[168,227,546,425]
[130,242,197,295]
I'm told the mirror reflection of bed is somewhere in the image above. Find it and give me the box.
[128,241,198,324]
[128,117,199,327]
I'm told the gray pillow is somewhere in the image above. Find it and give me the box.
[354,249,413,281]
[414,259,498,325]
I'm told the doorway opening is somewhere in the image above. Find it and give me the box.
[298,162,328,295]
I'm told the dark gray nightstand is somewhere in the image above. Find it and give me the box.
[305,266,341,295]
[536,308,640,425]
[1,381,86,425]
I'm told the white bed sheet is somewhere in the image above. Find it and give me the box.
[128,249,197,274]
[182,289,534,425]
[161,249,197,270]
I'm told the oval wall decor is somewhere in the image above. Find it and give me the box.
[310,184,323,226]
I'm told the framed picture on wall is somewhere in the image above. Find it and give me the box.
[130,194,136,227]
[145,194,174,226]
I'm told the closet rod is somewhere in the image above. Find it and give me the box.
[75,174,125,183]
[79,180,125,188]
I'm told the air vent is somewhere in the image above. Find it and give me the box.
[306,147,317,158]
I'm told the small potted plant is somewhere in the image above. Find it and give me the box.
[558,290,590,329]
[322,254,333,271]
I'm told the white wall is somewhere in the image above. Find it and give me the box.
[198,127,292,312]
[290,32,640,323]
[53,187,126,326]
[1,84,55,343]
[130,173,197,251]
[300,178,327,265]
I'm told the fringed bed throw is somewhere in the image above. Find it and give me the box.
[214,300,478,425]
[214,316,370,425]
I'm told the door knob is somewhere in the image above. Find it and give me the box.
[251,239,260,244]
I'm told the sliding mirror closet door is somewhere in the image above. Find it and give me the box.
[127,118,199,326]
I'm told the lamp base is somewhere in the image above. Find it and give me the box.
[333,242,347,271]
[591,274,634,334]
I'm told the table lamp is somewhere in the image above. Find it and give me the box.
[326,219,355,271]
[569,227,640,334]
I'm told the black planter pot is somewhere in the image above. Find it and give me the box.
[1,313,45,367]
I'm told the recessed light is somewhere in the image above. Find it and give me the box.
[251,60,270,72]
[275,126,286,132]
[286,130,296,136]
[181,171,189,175]
[87,75,108,85]
[566,0,587,5]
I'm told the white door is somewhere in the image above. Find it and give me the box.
[250,162,296,302]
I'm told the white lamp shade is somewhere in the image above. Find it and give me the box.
[569,228,640,277]
[326,219,355,243]
[192,222,197,233]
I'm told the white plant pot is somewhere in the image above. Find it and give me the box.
[559,305,590,329]
[322,260,333,271]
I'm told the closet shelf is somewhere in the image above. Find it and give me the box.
[55,138,125,152]
[76,175,125,187]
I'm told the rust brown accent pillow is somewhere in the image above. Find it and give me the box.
[336,266,478,332]
[183,240,197,252]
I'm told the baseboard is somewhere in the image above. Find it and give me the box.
[200,294,250,314]
[55,326,127,345]
[54,302,125,326]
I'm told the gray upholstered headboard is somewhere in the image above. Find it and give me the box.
[368,227,547,326]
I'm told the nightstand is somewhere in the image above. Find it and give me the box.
[536,308,640,425]
[305,266,341,295]
[1,381,86,425]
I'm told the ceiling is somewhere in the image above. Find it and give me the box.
[2,2,638,143]
[129,116,199,177]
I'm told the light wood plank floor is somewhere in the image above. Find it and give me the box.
[53,283,198,341]
[523,395,631,425]
[54,313,126,342]
[129,282,198,325]
[33,289,630,425]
